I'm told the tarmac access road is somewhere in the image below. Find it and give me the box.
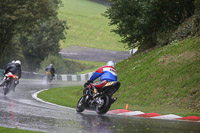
[60,46,130,62]
[0,79,199,133]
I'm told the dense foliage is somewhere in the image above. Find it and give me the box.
[105,0,198,51]
[38,55,94,74]
[0,0,67,71]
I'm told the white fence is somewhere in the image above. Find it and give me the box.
[21,71,93,81]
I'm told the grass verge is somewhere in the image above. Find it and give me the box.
[38,85,200,117]
[64,58,105,74]
[0,127,43,133]
[38,86,82,108]
[58,0,125,51]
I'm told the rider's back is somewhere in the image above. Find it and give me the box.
[100,66,117,81]
[90,65,117,82]
[6,63,21,78]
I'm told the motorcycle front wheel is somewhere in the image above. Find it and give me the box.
[76,96,85,113]
[96,95,111,115]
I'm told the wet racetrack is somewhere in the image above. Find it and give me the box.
[0,80,200,133]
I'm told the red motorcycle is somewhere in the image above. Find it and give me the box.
[2,72,18,95]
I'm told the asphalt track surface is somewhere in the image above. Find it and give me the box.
[60,46,130,62]
[0,80,200,133]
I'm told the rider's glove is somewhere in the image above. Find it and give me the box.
[84,80,92,87]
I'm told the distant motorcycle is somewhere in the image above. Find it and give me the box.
[2,72,18,95]
[45,72,52,84]
[76,81,120,114]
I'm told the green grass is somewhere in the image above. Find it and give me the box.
[114,37,200,116]
[64,58,105,74]
[58,0,125,51]
[0,127,43,133]
[38,37,200,116]
[38,86,82,108]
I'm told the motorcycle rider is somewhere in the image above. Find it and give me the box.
[85,60,118,102]
[0,60,22,87]
[45,64,55,80]
[4,60,15,69]
[1,60,15,80]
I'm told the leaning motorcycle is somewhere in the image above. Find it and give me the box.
[76,81,120,114]
[2,72,18,95]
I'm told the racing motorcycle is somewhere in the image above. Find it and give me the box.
[45,71,52,84]
[76,81,120,114]
[2,72,18,95]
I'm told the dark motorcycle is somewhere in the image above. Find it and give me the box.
[76,81,120,114]
[2,72,18,95]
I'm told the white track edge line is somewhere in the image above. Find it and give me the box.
[32,89,75,110]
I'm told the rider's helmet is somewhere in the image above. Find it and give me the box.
[15,60,21,65]
[106,61,115,67]
[50,64,53,67]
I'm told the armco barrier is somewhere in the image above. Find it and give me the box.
[21,71,93,81]
[0,70,92,81]
[22,71,46,80]
[59,72,93,81]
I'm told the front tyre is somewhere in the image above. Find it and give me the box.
[76,96,85,113]
[96,95,111,115]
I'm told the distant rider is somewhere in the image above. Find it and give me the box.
[85,61,118,102]
[45,64,55,79]
[0,60,22,87]
[1,60,15,80]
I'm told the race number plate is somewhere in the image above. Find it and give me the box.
[105,81,115,86]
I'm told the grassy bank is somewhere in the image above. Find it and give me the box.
[63,58,105,74]
[38,37,200,116]
[58,0,125,51]
[0,127,43,133]
[115,36,200,116]
[38,86,82,108]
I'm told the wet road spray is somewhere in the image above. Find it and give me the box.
[0,79,199,132]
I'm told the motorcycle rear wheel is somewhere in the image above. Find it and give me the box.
[3,82,11,95]
[46,75,51,84]
[76,96,85,112]
[96,95,111,115]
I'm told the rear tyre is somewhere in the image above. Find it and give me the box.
[46,75,51,84]
[76,96,85,113]
[11,80,16,92]
[96,95,111,115]
[4,82,11,95]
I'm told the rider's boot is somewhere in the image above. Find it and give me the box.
[15,80,19,85]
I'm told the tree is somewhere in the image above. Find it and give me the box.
[20,17,67,70]
[0,1,54,63]
[38,55,93,74]
[0,0,67,70]
[105,0,195,51]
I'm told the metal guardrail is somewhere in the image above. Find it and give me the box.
[0,69,92,81]
[21,71,93,81]
[22,71,46,80]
